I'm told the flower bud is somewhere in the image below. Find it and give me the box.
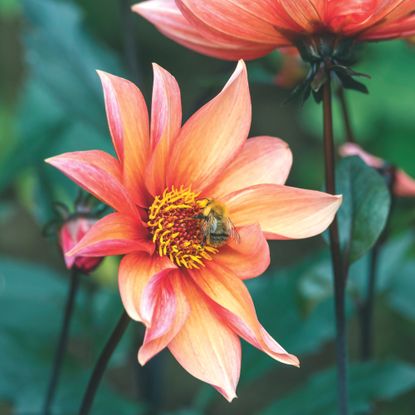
[59,215,102,274]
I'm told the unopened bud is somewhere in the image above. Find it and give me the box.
[59,216,102,274]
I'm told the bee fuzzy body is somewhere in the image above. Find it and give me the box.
[196,199,240,247]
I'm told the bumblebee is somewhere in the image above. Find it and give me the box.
[196,198,240,247]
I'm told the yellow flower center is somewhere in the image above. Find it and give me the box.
[147,186,219,269]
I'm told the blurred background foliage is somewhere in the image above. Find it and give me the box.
[0,0,414,414]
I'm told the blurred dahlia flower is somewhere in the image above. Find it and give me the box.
[133,0,415,61]
[274,48,308,88]
[47,61,341,400]
[340,143,415,197]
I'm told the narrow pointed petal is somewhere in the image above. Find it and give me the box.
[146,64,182,196]
[138,271,189,365]
[224,184,342,239]
[176,0,288,44]
[325,0,415,35]
[215,224,270,279]
[134,1,287,60]
[66,213,153,258]
[364,0,415,29]
[364,14,415,40]
[166,60,251,192]
[207,136,293,199]
[168,277,241,401]
[97,71,150,207]
[276,0,323,32]
[190,263,299,366]
[118,253,176,322]
[46,151,138,216]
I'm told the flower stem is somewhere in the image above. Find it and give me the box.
[336,86,355,143]
[322,77,349,415]
[79,311,130,415]
[43,269,80,415]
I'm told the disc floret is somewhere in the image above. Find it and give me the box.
[147,186,218,269]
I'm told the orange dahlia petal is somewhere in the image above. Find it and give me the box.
[166,60,251,192]
[168,276,241,402]
[45,150,138,217]
[138,270,189,365]
[214,224,270,279]
[206,136,293,199]
[66,213,153,258]
[146,63,182,196]
[363,13,415,40]
[133,0,279,60]
[118,253,176,322]
[224,184,342,239]
[176,0,288,44]
[368,0,415,27]
[189,263,299,366]
[98,71,150,207]
[276,0,323,32]
[326,0,415,35]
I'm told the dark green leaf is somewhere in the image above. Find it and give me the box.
[335,156,391,263]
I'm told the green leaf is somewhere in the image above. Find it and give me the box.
[260,361,415,415]
[335,156,391,264]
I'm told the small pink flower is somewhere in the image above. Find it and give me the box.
[59,216,103,273]
[339,143,415,197]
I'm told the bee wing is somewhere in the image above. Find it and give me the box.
[225,217,240,244]
[199,214,216,244]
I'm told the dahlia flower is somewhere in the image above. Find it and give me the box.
[47,61,341,400]
[133,0,415,61]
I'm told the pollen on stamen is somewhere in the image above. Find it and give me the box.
[147,186,218,269]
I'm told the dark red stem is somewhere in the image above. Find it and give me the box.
[43,269,80,415]
[323,77,349,415]
[79,311,130,415]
